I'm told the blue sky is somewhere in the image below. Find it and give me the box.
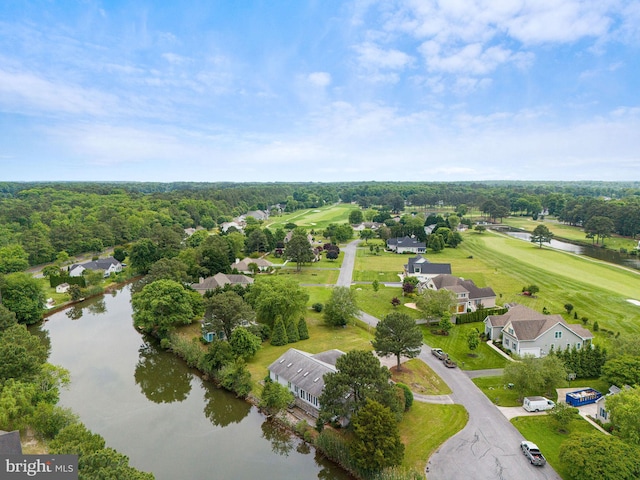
[1,1,639,182]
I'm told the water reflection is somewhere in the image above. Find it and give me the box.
[87,298,106,315]
[203,384,251,427]
[66,305,84,320]
[261,420,296,457]
[134,341,192,403]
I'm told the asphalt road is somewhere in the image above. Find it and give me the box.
[337,242,562,480]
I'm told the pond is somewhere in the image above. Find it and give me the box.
[38,285,351,480]
[501,230,640,271]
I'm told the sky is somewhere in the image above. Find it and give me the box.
[1,0,639,183]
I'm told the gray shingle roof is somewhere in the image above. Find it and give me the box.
[268,348,344,398]
[70,256,121,272]
[432,274,496,300]
[0,430,22,454]
[497,304,594,341]
[191,272,254,292]
[387,236,426,249]
[405,255,452,275]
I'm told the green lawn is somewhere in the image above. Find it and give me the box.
[390,358,451,395]
[462,231,640,340]
[473,376,612,406]
[351,284,424,321]
[472,376,530,406]
[421,323,508,370]
[400,403,468,473]
[275,267,340,284]
[511,414,603,479]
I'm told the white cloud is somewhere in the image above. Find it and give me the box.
[162,52,192,65]
[354,42,414,70]
[357,0,624,91]
[307,72,332,88]
[0,68,118,116]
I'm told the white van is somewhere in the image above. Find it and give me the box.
[523,396,555,412]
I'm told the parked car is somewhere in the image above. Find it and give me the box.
[431,348,447,360]
[520,441,546,466]
[523,396,555,412]
[443,357,457,368]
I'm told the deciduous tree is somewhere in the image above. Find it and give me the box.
[0,272,45,324]
[245,277,308,327]
[416,288,457,321]
[204,290,255,341]
[606,386,640,445]
[559,433,640,480]
[324,287,359,327]
[260,380,294,417]
[531,224,553,248]
[229,327,261,360]
[132,279,203,338]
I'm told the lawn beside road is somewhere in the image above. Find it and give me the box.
[511,415,602,480]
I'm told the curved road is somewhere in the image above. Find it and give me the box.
[337,239,562,480]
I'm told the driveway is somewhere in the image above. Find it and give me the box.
[420,347,561,480]
[336,241,562,479]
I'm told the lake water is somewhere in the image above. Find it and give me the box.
[39,285,351,480]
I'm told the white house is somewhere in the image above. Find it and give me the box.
[191,273,254,295]
[484,304,593,357]
[268,348,344,418]
[403,255,451,283]
[232,257,273,274]
[595,385,631,424]
[422,274,496,313]
[387,236,426,254]
[68,257,123,278]
[55,283,70,294]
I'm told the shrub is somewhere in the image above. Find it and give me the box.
[312,303,323,313]
[271,317,288,346]
[31,403,79,440]
[593,321,599,332]
[396,383,413,411]
[168,334,205,368]
[297,318,309,340]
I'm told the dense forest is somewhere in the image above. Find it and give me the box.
[1,181,639,269]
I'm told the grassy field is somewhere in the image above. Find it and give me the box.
[400,403,468,473]
[265,203,353,231]
[390,358,452,395]
[421,323,508,370]
[353,247,407,282]
[275,267,340,284]
[510,414,603,479]
[463,231,640,338]
[351,283,424,321]
[473,376,612,406]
